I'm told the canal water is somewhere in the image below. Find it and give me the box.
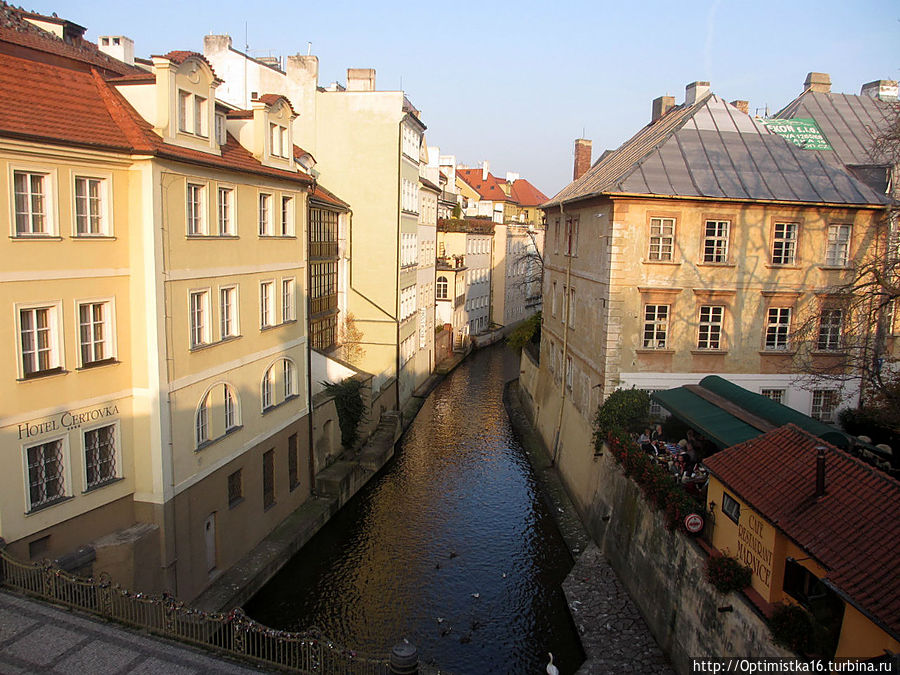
[245,344,584,674]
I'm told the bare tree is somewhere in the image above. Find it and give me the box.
[512,227,545,307]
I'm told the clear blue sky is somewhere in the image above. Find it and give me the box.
[32,0,900,196]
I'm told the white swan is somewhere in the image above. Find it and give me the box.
[546,652,559,675]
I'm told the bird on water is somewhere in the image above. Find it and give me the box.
[546,652,559,675]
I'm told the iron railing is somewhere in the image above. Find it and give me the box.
[0,546,391,674]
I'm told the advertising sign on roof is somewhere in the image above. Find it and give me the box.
[761,118,832,151]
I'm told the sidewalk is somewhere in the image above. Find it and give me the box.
[0,590,266,674]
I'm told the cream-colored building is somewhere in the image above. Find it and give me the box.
[493,223,545,327]
[204,35,434,410]
[526,81,888,511]
[0,35,317,602]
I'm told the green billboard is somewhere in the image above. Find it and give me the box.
[762,117,832,151]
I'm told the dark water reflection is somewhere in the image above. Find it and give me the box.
[245,344,584,674]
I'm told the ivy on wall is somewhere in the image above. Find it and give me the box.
[322,378,367,448]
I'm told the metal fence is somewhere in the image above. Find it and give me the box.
[0,546,391,674]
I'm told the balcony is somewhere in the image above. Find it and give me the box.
[310,293,338,316]
[310,240,338,259]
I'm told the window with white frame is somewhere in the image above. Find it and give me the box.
[648,217,675,261]
[189,290,210,348]
[282,278,295,322]
[401,233,418,267]
[178,90,207,137]
[401,124,420,159]
[220,286,238,338]
[817,308,842,351]
[19,304,62,377]
[568,288,576,328]
[215,113,227,145]
[811,389,839,423]
[196,392,210,446]
[703,220,729,263]
[13,170,51,235]
[25,438,66,510]
[74,176,107,235]
[283,359,296,399]
[642,304,669,349]
[262,366,275,410]
[260,281,275,328]
[564,217,579,256]
[217,187,233,235]
[400,333,416,365]
[697,305,724,350]
[178,90,191,132]
[722,491,741,524]
[224,384,238,431]
[760,388,785,404]
[565,355,574,390]
[400,285,416,321]
[78,301,114,366]
[270,123,289,158]
[258,193,272,235]
[772,222,798,265]
[186,183,206,235]
[401,179,419,214]
[436,276,448,300]
[825,224,851,267]
[280,196,294,236]
[84,424,117,489]
[764,307,791,351]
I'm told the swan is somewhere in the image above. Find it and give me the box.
[546,652,559,675]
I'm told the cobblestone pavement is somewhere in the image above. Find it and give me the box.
[0,590,266,674]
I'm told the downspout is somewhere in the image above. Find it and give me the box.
[395,119,402,415]
[305,189,315,490]
[551,199,573,466]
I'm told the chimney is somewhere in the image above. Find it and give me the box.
[652,95,675,122]
[505,171,520,184]
[814,446,827,498]
[97,35,135,66]
[203,34,232,55]
[481,160,490,181]
[346,68,376,92]
[804,72,831,93]
[574,139,592,180]
[730,100,749,114]
[685,81,710,105]
[860,79,899,102]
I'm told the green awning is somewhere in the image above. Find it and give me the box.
[652,388,762,449]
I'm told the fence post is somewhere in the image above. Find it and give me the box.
[230,608,248,655]
[390,639,418,674]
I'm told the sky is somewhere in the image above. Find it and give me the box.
[28,0,900,197]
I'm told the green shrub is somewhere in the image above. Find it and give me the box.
[506,312,541,352]
[769,604,813,653]
[705,554,752,594]
[592,389,650,441]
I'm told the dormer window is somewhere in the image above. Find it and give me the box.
[269,123,289,158]
[178,89,208,137]
[215,113,226,145]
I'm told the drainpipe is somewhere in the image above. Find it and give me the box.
[551,199,573,466]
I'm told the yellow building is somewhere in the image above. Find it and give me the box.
[0,33,319,601]
[704,424,900,660]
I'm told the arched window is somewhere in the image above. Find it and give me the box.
[436,276,448,300]
[224,384,238,430]
[283,359,297,399]
[262,366,275,410]
[196,392,210,447]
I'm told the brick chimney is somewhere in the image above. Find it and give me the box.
[346,68,375,91]
[730,100,749,114]
[652,95,675,122]
[574,139,592,181]
[685,81,710,105]
[804,72,831,93]
[860,79,899,102]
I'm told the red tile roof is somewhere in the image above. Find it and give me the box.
[0,52,312,187]
[153,50,220,82]
[254,93,297,116]
[704,424,900,640]
[456,168,517,203]
[510,178,548,207]
[310,183,350,210]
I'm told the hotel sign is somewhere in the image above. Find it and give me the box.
[18,403,120,440]
[761,117,832,151]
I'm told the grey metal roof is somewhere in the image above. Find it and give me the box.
[775,90,898,168]
[547,94,889,208]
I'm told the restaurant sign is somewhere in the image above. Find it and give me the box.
[17,403,119,440]
[761,117,832,151]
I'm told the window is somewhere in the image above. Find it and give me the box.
[282,279,295,322]
[565,355,573,391]
[703,220,729,263]
[74,176,105,235]
[568,288,576,328]
[764,307,791,351]
[270,123,288,158]
[194,96,207,137]
[220,286,238,338]
[551,281,557,316]
[400,285,416,321]
[772,222,798,265]
[19,305,62,377]
[224,385,238,431]
[187,183,206,235]
[310,315,338,351]
[280,196,294,236]
[436,276,448,300]
[697,306,724,350]
[722,492,741,524]
[196,392,210,446]
[263,449,275,508]
[26,439,66,510]
[178,90,191,132]
[228,469,242,507]
[811,390,839,423]
[78,301,113,366]
[401,233,418,267]
[760,388,785,404]
[553,218,560,253]
[84,424,116,489]
[648,217,675,261]
[262,367,274,410]
[283,359,296,399]
[258,193,272,235]
[564,217,579,256]
[13,171,50,235]
[217,187,233,235]
[288,433,299,490]
[642,305,669,349]
[260,281,275,328]
[817,309,842,351]
[825,224,851,267]
[215,113,227,145]
[189,290,210,347]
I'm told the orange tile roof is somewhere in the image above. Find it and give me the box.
[456,168,517,203]
[510,178,548,207]
[153,50,221,82]
[704,424,900,640]
[254,93,297,116]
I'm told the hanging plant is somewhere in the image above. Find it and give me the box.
[322,378,367,448]
[705,554,752,594]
